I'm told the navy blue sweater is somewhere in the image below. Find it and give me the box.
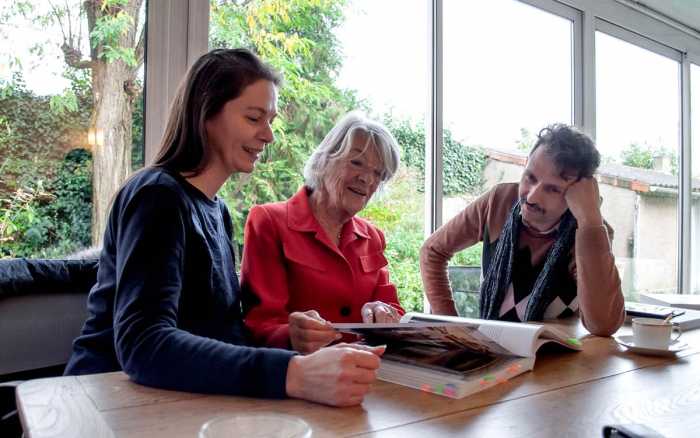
[64,167,294,398]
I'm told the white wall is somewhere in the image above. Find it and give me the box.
[634,194,678,293]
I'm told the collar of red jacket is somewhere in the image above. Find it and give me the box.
[286,186,370,240]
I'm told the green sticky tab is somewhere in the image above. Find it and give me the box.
[566,338,582,346]
[483,374,495,381]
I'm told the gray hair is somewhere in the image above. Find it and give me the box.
[303,111,400,191]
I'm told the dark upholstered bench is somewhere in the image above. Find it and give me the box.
[0,257,98,437]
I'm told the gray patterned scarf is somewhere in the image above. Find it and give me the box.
[479,200,577,321]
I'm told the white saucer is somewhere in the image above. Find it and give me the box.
[614,335,688,357]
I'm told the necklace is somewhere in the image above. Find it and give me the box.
[309,191,346,243]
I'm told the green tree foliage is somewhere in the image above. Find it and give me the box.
[210,1,486,309]
[0,71,144,258]
[0,70,94,258]
[384,117,487,196]
[516,127,535,152]
[210,0,359,240]
[0,0,146,256]
[2,0,146,243]
[131,84,145,169]
[1,148,92,258]
[360,168,484,313]
[621,143,653,168]
[0,72,92,194]
[359,117,485,312]
[620,142,678,174]
[41,149,93,252]
[361,171,424,312]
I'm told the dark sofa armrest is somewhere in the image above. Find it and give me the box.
[0,258,98,297]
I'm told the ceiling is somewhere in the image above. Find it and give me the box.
[637,0,700,33]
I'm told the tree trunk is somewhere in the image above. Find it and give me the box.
[91,61,134,244]
[89,0,142,244]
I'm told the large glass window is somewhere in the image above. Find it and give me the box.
[692,64,700,295]
[442,0,573,315]
[209,0,428,311]
[443,0,573,156]
[0,1,146,258]
[596,30,681,299]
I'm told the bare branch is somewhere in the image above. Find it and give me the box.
[64,0,73,48]
[134,27,144,67]
[61,42,93,69]
[47,0,68,43]
[128,0,144,67]
[83,0,97,60]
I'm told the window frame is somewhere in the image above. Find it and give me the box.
[425,0,698,296]
[593,22,685,295]
[146,0,700,296]
[144,0,208,164]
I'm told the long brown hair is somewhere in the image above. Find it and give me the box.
[153,48,280,175]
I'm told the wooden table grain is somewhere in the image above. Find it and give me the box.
[16,323,700,438]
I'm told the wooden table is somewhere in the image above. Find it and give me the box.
[16,323,700,438]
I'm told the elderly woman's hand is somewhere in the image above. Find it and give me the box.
[361,301,401,323]
[289,310,340,354]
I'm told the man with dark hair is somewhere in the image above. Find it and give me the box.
[420,124,624,336]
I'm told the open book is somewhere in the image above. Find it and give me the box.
[332,312,583,399]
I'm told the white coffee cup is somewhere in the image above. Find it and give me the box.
[631,317,682,349]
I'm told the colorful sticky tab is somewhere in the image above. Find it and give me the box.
[566,338,582,346]
[420,384,432,393]
[479,375,496,386]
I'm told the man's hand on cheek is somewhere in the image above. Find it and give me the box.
[564,177,603,228]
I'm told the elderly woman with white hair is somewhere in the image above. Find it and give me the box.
[241,111,404,354]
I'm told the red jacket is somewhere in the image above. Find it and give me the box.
[241,186,403,348]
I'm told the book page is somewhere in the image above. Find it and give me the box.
[381,341,503,376]
[400,312,543,357]
[533,323,584,351]
[334,314,545,357]
[333,323,514,356]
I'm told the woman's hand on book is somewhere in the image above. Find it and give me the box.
[361,301,401,323]
[289,310,341,354]
[285,344,385,406]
